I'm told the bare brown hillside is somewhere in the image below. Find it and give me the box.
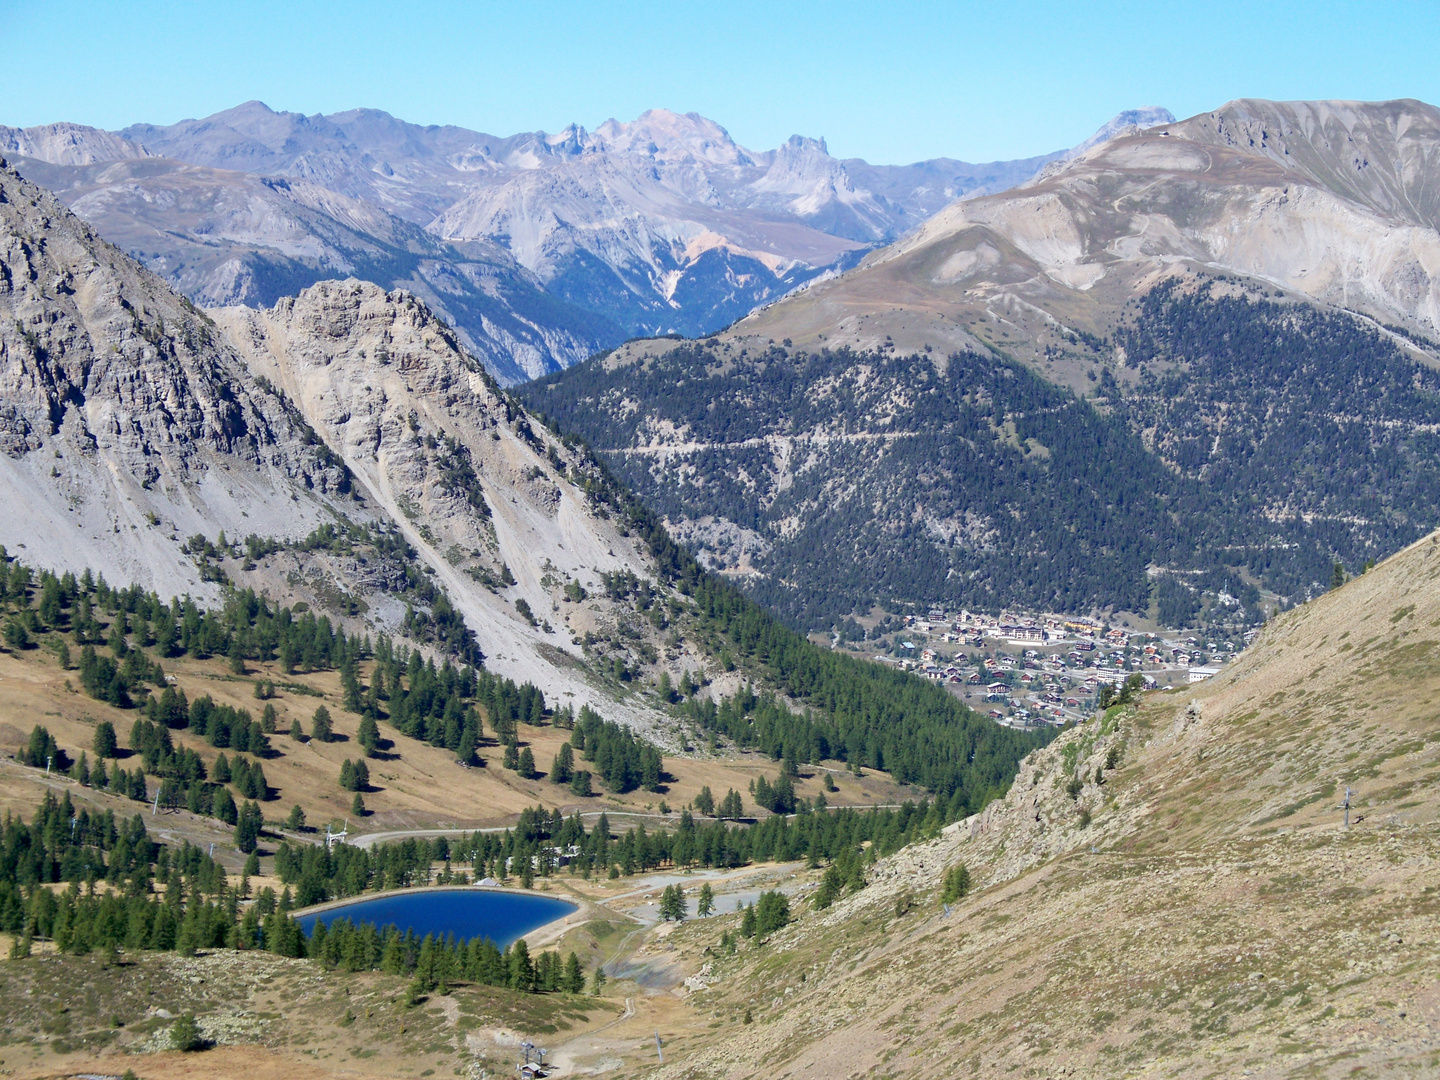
[698,99,1440,372]
[645,532,1440,1079]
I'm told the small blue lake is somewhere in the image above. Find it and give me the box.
[295,888,577,948]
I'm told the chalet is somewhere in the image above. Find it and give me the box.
[1004,625,1046,643]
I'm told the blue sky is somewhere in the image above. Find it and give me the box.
[2,1,1436,164]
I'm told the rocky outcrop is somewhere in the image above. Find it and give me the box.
[0,158,354,597]
[0,161,683,728]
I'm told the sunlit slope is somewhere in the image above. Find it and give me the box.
[719,98,1440,366]
[654,534,1440,1079]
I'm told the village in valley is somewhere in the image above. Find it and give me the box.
[824,608,1257,729]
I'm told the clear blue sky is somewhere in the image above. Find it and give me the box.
[3,1,1437,164]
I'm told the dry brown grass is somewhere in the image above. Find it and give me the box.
[0,646,922,869]
[621,530,1440,1079]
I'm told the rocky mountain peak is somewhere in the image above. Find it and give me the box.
[0,159,355,596]
[1175,97,1440,230]
[592,109,754,167]
[0,122,150,167]
[1065,105,1175,158]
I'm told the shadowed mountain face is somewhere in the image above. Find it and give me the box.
[1,103,1170,379]
[525,99,1440,628]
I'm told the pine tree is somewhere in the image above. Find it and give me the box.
[310,706,332,743]
[696,882,715,917]
[92,720,118,759]
[212,786,238,825]
[813,865,843,910]
[517,746,535,779]
[235,801,263,853]
[658,884,687,921]
[694,785,715,816]
[549,743,574,783]
[508,938,534,991]
[752,776,774,813]
[740,903,757,938]
[941,863,971,903]
[170,1014,203,1052]
[358,715,380,757]
[563,950,585,993]
[755,890,790,937]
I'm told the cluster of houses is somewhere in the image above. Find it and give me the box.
[870,608,1247,727]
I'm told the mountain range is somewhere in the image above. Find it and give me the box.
[3,90,1440,1080]
[524,98,1440,628]
[0,103,1172,381]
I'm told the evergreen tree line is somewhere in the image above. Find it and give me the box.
[669,584,1046,803]
[349,641,667,800]
[0,550,372,705]
[0,796,593,997]
[501,411,1048,809]
[305,917,588,998]
[443,798,962,883]
[569,706,665,793]
[259,797,958,911]
[20,722,268,848]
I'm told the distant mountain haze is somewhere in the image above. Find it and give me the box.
[0,102,1173,382]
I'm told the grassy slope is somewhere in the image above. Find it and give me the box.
[0,948,613,1079]
[0,646,924,869]
[5,535,1439,1078]
[643,532,1440,1079]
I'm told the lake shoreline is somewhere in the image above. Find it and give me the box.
[292,885,580,950]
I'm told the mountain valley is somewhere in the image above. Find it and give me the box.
[3,84,1440,1080]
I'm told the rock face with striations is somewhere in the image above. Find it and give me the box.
[215,278,654,680]
[0,158,683,724]
[0,157,352,597]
